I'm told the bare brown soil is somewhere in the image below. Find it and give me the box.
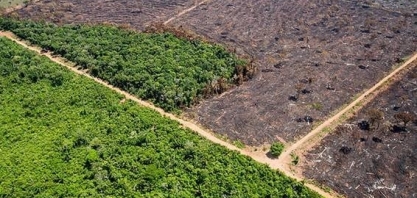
[11,0,204,30]
[171,0,417,145]
[302,61,417,197]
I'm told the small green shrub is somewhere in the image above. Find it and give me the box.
[270,142,285,157]
[290,153,299,165]
[233,140,245,149]
[311,102,323,111]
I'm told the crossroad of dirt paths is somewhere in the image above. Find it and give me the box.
[2,30,416,197]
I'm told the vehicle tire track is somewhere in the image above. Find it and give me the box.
[278,52,417,170]
[1,0,40,15]
[163,0,211,25]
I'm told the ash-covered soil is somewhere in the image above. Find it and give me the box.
[9,0,417,146]
[12,0,203,30]
[173,0,417,145]
[303,63,417,197]
[371,0,417,13]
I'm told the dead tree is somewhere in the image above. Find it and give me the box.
[367,108,384,130]
[394,112,416,128]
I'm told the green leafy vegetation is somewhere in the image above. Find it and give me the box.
[0,37,320,197]
[290,153,299,165]
[270,142,285,158]
[311,102,323,111]
[232,139,246,149]
[0,17,247,112]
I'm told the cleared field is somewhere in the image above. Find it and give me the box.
[11,0,205,30]
[0,37,320,197]
[0,18,248,112]
[171,0,417,145]
[8,1,417,146]
[0,0,25,8]
[302,60,417,197]
[372,0,417,13]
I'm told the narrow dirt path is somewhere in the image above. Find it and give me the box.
[278,52,417,170]
[1,0,40,15]
[0,31,336,198]
[163,0,211,25]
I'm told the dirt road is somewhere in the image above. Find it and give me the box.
[8,30,417,197]
[163,0,211,25]
[1,0,40,14]
[0,32,243,153]
[278,52,417,169]
[0,31,338,197]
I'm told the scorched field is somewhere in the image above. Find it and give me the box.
[9,0,417,146]
[2,0,417,197]
[303,60,417,197]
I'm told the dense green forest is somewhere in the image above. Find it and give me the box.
[0,37,319,197]
[0,17,246,112]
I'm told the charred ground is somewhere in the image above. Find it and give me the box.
[172,0,417,145]
[11,0,204,30]
[10,0,417,146]
[371,0,417,13]
[303,61,417,197]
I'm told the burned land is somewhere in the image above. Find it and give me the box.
[303,61,417,197]
[12,0,204,30]
[11,0,417,145]
[371,0,417,13]
[172,0,417,145]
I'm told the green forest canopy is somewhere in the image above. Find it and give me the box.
[0,37,320,197]
[0,17,247,112]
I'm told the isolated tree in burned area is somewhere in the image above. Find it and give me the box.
[394,112,416,128]
[366,108,384,130]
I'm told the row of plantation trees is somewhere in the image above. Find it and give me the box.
[0,17,249,112]
[0,35,320,197]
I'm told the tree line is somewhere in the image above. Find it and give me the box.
[0,17,249,112]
